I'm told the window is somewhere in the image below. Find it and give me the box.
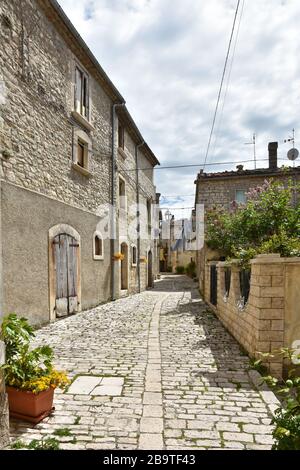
[118,123,124,150]
[77,139,88,169]
[72,129,92,176]
[93,232,103,260]
[75,66,89,119]
[132,245,137,266]
[147,199,152,235]
[235,190,246,204]
[119,177,126,210]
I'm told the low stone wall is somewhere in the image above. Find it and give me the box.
[204,254,300,377]
[0,341,9,449]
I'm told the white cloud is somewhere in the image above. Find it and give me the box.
[58,0,300,214]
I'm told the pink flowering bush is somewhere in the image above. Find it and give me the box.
[206,179,300,266]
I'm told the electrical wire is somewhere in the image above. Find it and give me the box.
[121,157,290,172]
[120,157,295,173]
[211,0,245,159]
[203,0,242,171]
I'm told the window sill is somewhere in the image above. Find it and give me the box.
[71,110,94,132]
[131,263,137,268]
[118,147,127,159]
[72,162,92,177]
[94,255,104,261]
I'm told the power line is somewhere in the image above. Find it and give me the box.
[160,207,194,210]
[122,157,293,172]
[203,0,242,170]
[211,0,245,160]
[161,195,195,198]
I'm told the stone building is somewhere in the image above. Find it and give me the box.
[0,0,160,327]
[194,142,300,293]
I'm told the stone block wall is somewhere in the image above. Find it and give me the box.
[204,254,300,377]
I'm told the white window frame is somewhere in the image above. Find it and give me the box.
[74,63,90,119]
[235,189,247,204]
[119,175,127,211]
[93,231,104,260]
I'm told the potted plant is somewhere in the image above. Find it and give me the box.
[0,314,69,424]
[113,252,125,261]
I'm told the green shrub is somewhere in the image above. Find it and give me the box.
[185,261,196,278]
[258,348,300,450]
[175,266,185,274]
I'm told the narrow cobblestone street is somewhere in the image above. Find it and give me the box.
[9,275,277,450]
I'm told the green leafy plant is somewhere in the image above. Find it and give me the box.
[175,265,185,274]
[206,180,300,266]
[27,437,60,450]
[74,416,81,425]
[11,437,60,450]
[185,260,197,278]
[0,314,69,393]
[11,440,26,449]
[53,428,72,437]
[258,348,300,450]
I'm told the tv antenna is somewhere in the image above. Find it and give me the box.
[284,129,298,167]
[244,133,256,169]
[284,128,295,147]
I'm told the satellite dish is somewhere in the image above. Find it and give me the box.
[287,148,299,161]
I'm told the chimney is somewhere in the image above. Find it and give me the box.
[268,142,278,169]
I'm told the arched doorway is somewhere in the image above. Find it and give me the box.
[49,224,81,321]
[148,250,153,288]
[121,242,128,290]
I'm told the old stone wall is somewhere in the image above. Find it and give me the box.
[204,254,300,377]
[117,123,157,294]
[0,0,112,213]
[2,181,112,326]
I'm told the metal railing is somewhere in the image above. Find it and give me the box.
[239,268,251,306]
[210,265,218,306]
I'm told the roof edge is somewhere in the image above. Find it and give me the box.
[39,0,125,103]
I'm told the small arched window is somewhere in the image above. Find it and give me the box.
[132,245,137,266]
[93,232,104,260]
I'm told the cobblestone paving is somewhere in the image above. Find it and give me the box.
[9,275,276,450]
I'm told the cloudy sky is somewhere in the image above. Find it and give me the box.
[59,0,300,216]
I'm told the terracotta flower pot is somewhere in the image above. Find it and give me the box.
[6,386,55,424]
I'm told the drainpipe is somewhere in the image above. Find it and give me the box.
[135,141,144,293]
[111,102,126,301]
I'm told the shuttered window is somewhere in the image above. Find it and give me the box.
[75,66,89,119]
[132,245,137,265]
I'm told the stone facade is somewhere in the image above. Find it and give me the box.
[0,0,160,444]
[0,0,159,325]
[204,255,300,377]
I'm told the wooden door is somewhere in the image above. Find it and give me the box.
[53,234,79,317]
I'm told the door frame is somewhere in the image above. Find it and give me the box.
[49,224,81,322]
